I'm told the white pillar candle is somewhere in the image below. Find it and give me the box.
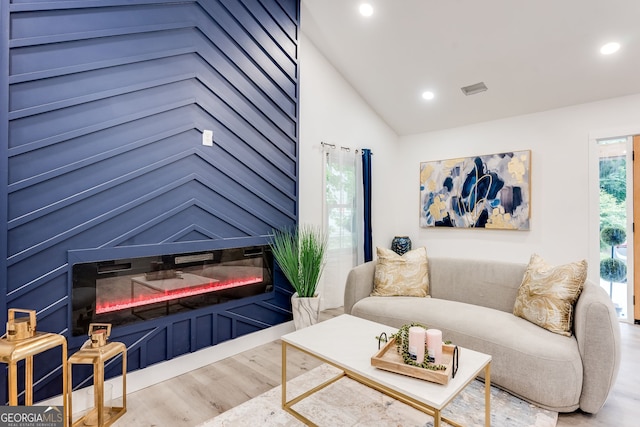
[426,329,443,364]
[408,326,426,364]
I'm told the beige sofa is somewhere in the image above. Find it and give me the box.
[344,257,621,414]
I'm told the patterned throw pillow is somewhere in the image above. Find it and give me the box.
[371,247,429,297]
[513,254,587,336]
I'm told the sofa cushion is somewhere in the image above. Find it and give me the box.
[513,254,587,336]
[371,247,429,297]
[428,258,526,313]
[352,296,583,411]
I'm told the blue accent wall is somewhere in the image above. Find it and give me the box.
[1,0,299,402]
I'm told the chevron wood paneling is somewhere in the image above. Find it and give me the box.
[1,0,300,402]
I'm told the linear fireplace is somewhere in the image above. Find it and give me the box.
[71,245,273,336]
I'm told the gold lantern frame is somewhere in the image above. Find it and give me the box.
[0,309,68,425]
[67,323,126,427]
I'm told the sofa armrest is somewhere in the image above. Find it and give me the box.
[573,281,621,414]
[344,261,376,314]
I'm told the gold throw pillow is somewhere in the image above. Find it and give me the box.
[513,254,587,336]
[371,247,429,297]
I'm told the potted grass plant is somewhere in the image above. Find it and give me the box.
[270,224,327,329]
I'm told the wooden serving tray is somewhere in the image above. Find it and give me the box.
[371,338,456,385]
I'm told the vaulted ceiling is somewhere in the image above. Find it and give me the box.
[301,0,640,136]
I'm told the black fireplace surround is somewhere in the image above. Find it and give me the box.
[71,245,274,336]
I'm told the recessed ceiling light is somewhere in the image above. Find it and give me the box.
[359,3,374,17]
[422,91,435,100]
[600,42,621,55]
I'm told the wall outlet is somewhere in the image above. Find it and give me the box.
[202,130,213,146]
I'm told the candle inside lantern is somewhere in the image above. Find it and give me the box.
[426,329,443,364]
[408,326,426,364]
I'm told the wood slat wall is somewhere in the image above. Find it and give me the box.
[0,0,299,402]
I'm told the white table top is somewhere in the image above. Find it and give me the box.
[281,314,491,410]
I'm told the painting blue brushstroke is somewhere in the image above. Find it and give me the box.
[420,151,531,230]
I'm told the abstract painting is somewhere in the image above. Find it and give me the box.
[420,150,531,230]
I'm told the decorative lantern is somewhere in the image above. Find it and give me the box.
[0,309,68,424]
[67,323,126,427]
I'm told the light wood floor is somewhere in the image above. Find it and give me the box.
[113,308,640,426]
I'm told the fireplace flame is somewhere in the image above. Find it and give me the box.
[95,276,263,314]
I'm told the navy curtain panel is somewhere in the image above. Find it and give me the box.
[362,149,373,262]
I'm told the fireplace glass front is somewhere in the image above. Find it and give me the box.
[71,245,273,336]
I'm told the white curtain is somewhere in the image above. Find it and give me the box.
[322,145,364,309]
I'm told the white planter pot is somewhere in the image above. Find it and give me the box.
[291,292,320,330]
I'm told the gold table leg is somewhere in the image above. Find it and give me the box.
[485,363,491,426]
[281,341,287,410]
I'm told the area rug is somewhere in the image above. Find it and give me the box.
[200,364,557,427]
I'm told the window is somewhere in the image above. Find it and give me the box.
[322,146,363,307]
[598,136,630,319]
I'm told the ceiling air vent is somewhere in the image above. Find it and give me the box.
[461,82,488,96]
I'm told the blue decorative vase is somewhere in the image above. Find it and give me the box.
[391,236,412,256]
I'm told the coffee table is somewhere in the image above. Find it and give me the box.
[281,314,491,427]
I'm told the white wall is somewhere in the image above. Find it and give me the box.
[395,93,640,285]
[299,31,640,307]
[298,34,399,308]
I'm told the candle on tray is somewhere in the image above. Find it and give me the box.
[408,326,426,364]
[426,329,443,364]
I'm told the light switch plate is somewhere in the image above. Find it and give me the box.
[202,130,213,146]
